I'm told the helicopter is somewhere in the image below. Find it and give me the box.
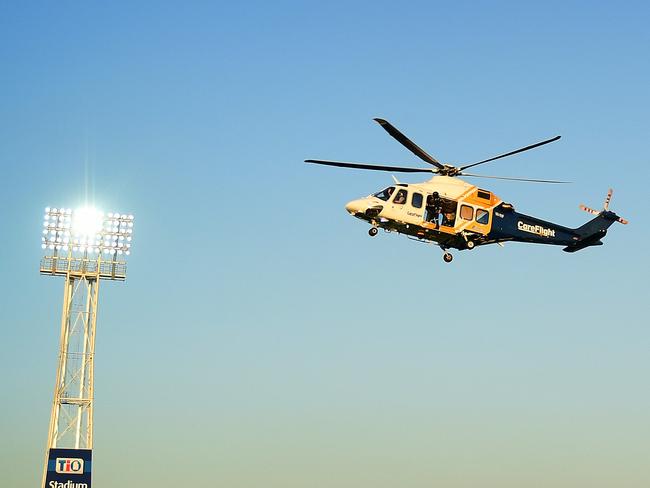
[306,118,628,263]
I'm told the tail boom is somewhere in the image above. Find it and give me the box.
[488,204,624,253]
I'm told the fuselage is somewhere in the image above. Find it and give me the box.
[345,176,587,251]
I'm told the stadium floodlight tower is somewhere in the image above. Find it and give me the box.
[39,206,134,488]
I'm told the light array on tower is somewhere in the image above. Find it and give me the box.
[42,207,134,255]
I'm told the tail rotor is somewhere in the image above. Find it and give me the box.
[603,188,613,210]
[579,204,600,216]
[580,188,628,224]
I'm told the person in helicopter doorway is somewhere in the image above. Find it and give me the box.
[426,192,443,228]
[442,210,456,227]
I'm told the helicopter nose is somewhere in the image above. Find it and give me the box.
[345,199,366,215]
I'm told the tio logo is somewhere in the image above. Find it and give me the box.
[55,458,84,474]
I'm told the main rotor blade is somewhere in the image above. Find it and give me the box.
[459,135,561,171]
[305,159,434,173]
[460,172,570,184]
[373,118,444,169]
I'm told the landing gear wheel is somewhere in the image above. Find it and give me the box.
[466,240,475,250]
[368,227,379,237]
[443,252,453,263]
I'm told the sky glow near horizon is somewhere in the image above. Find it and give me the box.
[1,2,649,487]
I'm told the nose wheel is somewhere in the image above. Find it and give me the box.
[368,227,379,237]
[443,252,453,263]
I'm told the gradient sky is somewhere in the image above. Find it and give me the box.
[1,2,649,487]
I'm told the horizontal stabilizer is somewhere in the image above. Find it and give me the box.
[563,230,607,252]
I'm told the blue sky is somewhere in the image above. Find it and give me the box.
[1,2,649,487]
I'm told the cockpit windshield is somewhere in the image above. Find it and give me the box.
[373,186,395,201]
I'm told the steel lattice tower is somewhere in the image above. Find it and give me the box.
[39,207,134,488]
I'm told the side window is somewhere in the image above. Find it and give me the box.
[476,209,489,225]
[411,192,423,208]
[393,189,408,205]
[460,205,474,221]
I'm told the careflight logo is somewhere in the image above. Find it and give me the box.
[517,221,556,238]
[55,458,84,474]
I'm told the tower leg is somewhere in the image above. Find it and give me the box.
[41,274,99,487]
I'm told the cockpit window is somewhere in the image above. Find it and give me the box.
[373,186,395,201]
[393,189,408,205]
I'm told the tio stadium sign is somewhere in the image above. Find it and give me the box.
[44,448,92,488]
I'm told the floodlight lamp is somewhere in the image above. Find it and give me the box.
[72,207,103,238]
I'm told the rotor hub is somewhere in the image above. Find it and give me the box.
[438,164,461,177]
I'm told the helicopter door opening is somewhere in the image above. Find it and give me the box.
[425,195,457,227]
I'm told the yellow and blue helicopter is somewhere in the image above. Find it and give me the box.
[306,118,628,263]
